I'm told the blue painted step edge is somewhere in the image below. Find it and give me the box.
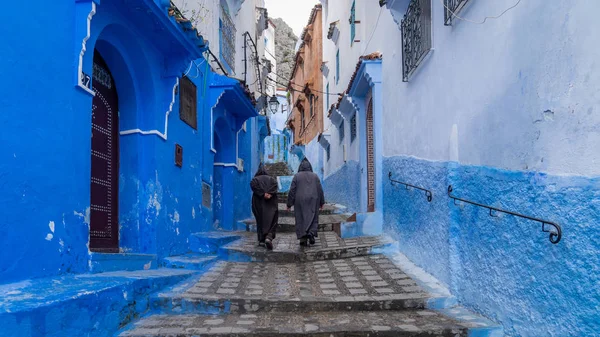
[189,232,243,254]
[89,252,158,273]
[0,269,195,337]
[162,254,218,271]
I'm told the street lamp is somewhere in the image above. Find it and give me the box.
[268,95,279,114]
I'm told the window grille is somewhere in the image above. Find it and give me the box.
[350,113,357,142]
[401,0,432,81]
[219,5,236,72]
[339,120,345,143]
[444,0,469,25]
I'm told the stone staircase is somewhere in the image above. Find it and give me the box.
[264,162,293,177]
[242,203,348,236]
[116,197,502,336]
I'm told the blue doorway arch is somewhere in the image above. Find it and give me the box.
[212,117,236,230]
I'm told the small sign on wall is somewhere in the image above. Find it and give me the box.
[202,182,211,209]
[175,144,183,167]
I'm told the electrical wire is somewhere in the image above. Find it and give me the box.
[361,7,384,56]
[440,0,521,25]
[268,71,345,96]
[267,76,343,97]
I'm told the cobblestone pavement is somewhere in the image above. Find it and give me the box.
[117,206,498,336]
[120,310,470,336]
[152,255,431,314]
[220,232,394,262]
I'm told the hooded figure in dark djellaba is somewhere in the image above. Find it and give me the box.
[250,164,279,249]
[287,158,325,245]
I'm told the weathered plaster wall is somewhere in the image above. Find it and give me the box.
[323,161,360,212]
[321,1,600,335]
[382,157,451,286]
[263,134,288,164]
[0,0,220,283]
[302,137,324,181]
[380,0,600,176]
[0,1,92,284]
[382,155,600,336]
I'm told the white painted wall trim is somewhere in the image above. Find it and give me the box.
[120,78,179,141]
[77,1,97,96]
[214,162,238,167]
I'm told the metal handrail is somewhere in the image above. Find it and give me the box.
[447,185,562,244]
[388,172,433,202]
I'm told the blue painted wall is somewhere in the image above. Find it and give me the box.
[0,0,258,285]
[0,0,95,284]
[263,134,288,164]
[381,155,600,336]
[323,161,360,212]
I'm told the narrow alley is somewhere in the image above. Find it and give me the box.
[0,0,598,336]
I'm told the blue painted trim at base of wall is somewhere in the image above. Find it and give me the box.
[324,160,360,213]
[381,155,600,337]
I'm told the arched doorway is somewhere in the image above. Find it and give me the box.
[90,50,120,252]
[212,117,235,230]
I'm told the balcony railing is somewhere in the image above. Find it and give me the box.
[443,0,469,25]
[401,0,432,81]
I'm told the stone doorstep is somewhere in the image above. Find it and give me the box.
[118,310,472,337]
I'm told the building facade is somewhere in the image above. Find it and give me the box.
[320,0,600,336]
[0,0,269,285]
[286,4,324,176]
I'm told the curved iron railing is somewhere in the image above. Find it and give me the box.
[447,185,562,244]
[388,172,433,202]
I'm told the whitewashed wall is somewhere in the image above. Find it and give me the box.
[322,0,600,177]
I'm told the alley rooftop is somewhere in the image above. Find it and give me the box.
[0,0,598,337]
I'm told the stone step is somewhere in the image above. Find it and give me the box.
[277,203,340,216]
[162,254,218,270]
[277,193,288,203]
[150,255,431,315]
[0,268,196,337]
[243,214,348,234]
[189,232,244,254]
[118,310,472,336]
[217,232,395,263]
[244,221,337,234]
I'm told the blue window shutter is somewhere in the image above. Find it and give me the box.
[326,83,330,108]
[336,50,340,84]
[350,0,356,45]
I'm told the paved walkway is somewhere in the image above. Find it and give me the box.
[219,232,394,262]
[157,255,427,304]
[116,200,501,336]
[120,310,471,336]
